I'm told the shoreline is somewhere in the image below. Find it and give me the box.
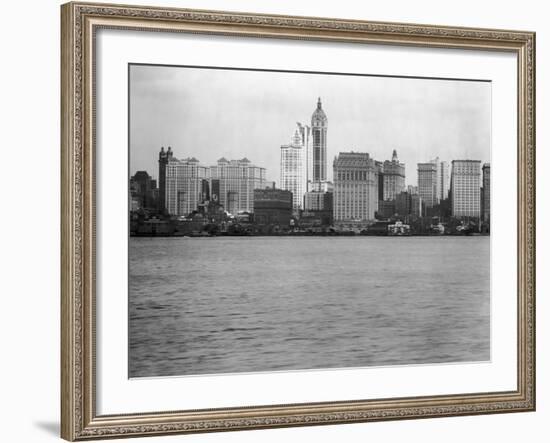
[130,232,490,238]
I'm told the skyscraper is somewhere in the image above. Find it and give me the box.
[439,160,450,201]
[210,158,266,214]
[375,161,384,203]
[429,157,450,202]
[311,97,327,183]
[481,163,491,224]
[333,152,377,221]
[417,162,438,209]
[430,157,441,203]
[280,128,304,212]
[451,160,481,218]
[165,156,209,216]
[296,122,311,193]
[382,149,406,201]
[158,146,173,214]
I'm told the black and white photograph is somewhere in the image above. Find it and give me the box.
[128,63,491,378]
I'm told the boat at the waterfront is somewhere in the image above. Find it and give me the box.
[429,223,446,235]
[363,221,391,236]
[388,221,411,236]
[454,222,476,235]
[189,231,212,237]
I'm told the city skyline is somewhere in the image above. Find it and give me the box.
[131,143,490,227]
[133,145,485,198]
[130,64,491,185]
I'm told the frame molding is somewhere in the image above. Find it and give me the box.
[61,2,535,440]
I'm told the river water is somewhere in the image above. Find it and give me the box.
[129,236,490,378]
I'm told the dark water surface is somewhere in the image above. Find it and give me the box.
[129,236,490,377]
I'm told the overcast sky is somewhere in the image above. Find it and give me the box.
[130,64,491,185]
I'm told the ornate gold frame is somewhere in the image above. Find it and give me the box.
[61,2,536,440]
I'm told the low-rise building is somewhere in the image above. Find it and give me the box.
[253,188,293,227]
[130,170,158,211]
[303,190,333,226]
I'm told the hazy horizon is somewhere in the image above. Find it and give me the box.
[129,64,491,186]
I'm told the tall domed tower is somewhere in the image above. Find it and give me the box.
[311,97,328,183]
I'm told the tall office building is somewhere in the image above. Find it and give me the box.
[280,128,304,211]
[164,156,209,217]
[375,161,384,202]
[296,122,311,193]
[333,152,378,221]
[429,157,450,201]
[417,162,438,208]
[311,97,328,183]
[158,146,174,214]
[210,158,266,214]
[451,160,481,217]
[430,157,442,203]
[439,160,450,200]
[481,163,491,223]
[382,149,406,201]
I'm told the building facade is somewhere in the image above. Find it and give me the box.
[296,122,311,193]
[428,157,450,202]
[410,193,423,217]
[311,97,328,184]
[395,189,423,218]
[304,191,332,211]
[130,170,158,211]
[377,200,395,219]
[253,188,293,226]
[417,162,438,208]
[302,191,333,226]
[309,180,333,193]
[158,146,174,214]
[375,161,384,203]
[382,149,406,201]
[451,160,482,218]
[280,129,304,212]
[481,163,491,224]
[439,160,450,201]
[165,156,210,217]
[333,152,378,221]
[210,158,266,214]
[395,191,411,217]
